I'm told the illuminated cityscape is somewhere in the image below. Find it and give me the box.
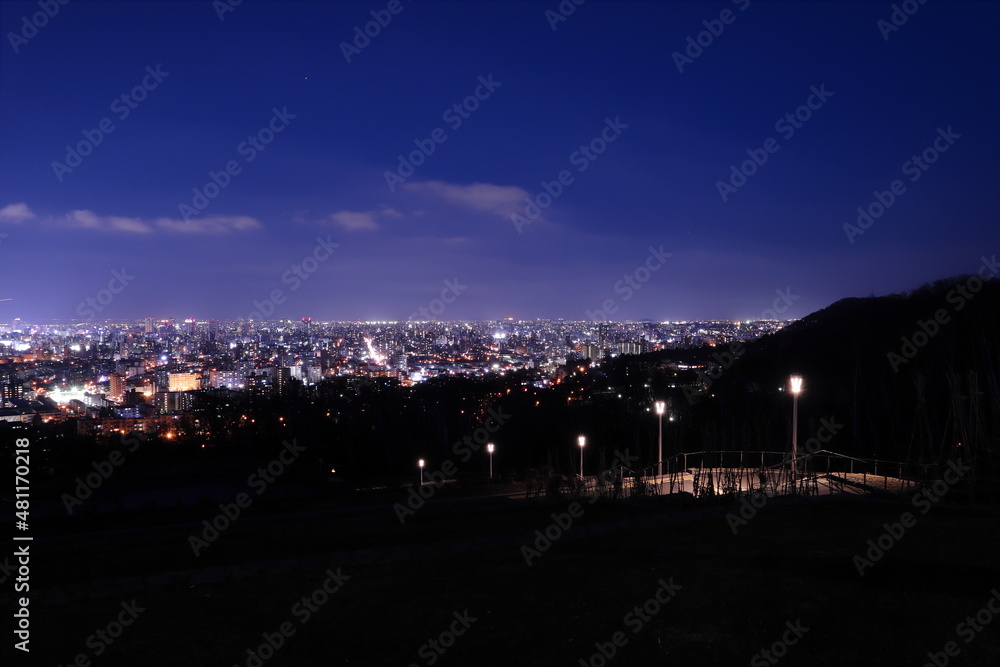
[0,316,792,423]
[3,0,999,665]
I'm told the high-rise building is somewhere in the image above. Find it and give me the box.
[274,366,291,396]
[1,372,25,404]
[153,391,193,413]
[246,372,267,396]
[209,369,243,390]
[109,372,125,401]
[305,365,322,385]
[168,372,199,392]
[391,352,408,372]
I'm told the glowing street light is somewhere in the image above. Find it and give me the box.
[578,435,586,479]
[789,375,803,489]
[487,443,495,480]
[654,400,666,482]
[418,458,425,485]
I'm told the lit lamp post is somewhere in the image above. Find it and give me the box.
[418,458,425,485]
[487,443,494,480]
[578,435,586,479]
[789,375,803,489]
[654,400,666,483]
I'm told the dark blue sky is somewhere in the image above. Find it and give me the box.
[2,0,998,322]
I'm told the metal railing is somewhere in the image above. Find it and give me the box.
[522,450,961,501]
[606,450,927,499]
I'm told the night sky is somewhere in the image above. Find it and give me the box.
[2,0,998,323]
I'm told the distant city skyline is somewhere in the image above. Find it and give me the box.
[0,315,787,396]
[2,1,998,323]
[0,315,799,325]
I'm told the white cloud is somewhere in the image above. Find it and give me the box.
[403,181,529,218]
[62,210,154,233]
[156,215,263,234]
[53,209,262,234]
[328,210,379,231]
[0,202,36,224]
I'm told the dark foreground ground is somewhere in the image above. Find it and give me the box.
[10,489,1000,667]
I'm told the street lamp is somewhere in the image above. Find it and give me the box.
[789,375,803,489]
[418,458,425,485]
[578,435,586,479]
[487,443,494,480]
[654,400,666,482]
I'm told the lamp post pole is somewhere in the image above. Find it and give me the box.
[790,376,803,491]
[655,401,666,483]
